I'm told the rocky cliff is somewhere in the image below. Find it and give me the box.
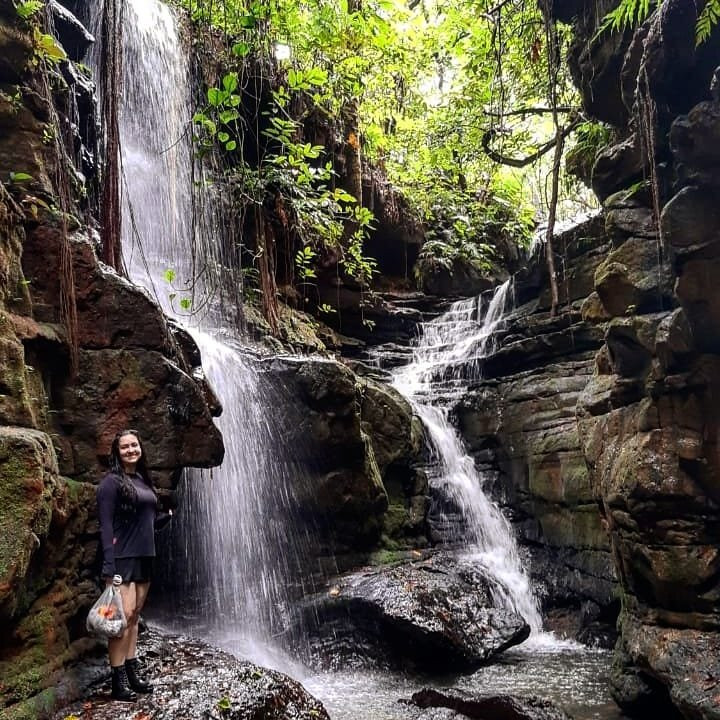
[551,1,720,716]
[0,4,223,718]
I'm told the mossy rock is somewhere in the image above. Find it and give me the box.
[2,688,57,720]
[0,427,59,620]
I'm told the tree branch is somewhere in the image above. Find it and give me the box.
[484,105,576,118]
[480,117,581,168]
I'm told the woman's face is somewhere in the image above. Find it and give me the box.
[118,433,142,470]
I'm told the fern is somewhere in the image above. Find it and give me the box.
[600,0,719,45]
[598,0,659,35]
[696,0,720,45]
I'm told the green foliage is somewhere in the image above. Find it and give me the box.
[697,0,720,44]
[216,695,232,714]
[189,47,378,311]
[162,268,193,313]
[32,28,66,64]
[599,0,659,34]
[14,0,43,20]
[599,0,719,45]
[177,0,597,323]
[565,120,612,181]
[7,171,33,183]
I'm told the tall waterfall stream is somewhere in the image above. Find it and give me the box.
[390,281,543,635]
[93,1,621,717]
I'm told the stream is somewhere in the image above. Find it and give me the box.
[303,646,623,720]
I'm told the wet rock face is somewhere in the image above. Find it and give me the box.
[558,1,720,718]
[406,687,572,720]
[415,254,498,298]
[269,356,426,554]
[302,553,530,672]
[53,628,330,720]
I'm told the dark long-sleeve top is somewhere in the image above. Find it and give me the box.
[96,471,169,577]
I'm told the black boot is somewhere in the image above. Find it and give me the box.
[110,665,137,702]
[125,657,153,694]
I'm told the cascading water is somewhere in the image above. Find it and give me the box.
[177,332,317,659]
[87,0,312,663]
[116,0,194,303]
[391,281,543,633]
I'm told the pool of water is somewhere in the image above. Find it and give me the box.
[301,640,624,720]
[164,617,625,720]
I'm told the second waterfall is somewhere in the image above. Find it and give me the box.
[390,281,543,634]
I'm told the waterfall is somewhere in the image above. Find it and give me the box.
[86,0,311,663]
[177,332,316,658]
[117,0,195,307]
[392,281,543,633]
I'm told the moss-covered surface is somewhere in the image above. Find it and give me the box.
[3,688,57,720]
[0,429,57,613]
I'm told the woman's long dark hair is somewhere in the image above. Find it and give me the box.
[109,429,155,510]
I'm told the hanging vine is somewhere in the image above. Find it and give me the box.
[98,0,124,272]
[38,5,79,371]
[543,16,563,318]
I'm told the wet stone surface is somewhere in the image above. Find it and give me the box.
[404,687,573,720]
[301,553,530,673]
[53,627,329,720]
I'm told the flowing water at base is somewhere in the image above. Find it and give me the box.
[302,646,624,720]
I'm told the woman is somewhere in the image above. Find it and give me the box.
[96,429,171,701]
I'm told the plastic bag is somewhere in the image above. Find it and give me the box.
[86,578,127,638]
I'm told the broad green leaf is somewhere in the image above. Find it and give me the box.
[219,109,239,124]
[207,87,224,106]
[35,31,67,62]
[232,42,250,57]
[305,67,327,86]
[222,73,238,92]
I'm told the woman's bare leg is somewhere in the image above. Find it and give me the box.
[107,582,137,666]
[126,581,150,660]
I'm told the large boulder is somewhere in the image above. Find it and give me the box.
[415,254,498,298]
[360,376,428,548]
[269,357,390,550]
[20,228,225,484]
[593,237,674,317]
[52,628,330,720]
[268,356,427,554]
[302,553,530,672]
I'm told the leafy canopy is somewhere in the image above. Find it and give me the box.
[176,0,597,291]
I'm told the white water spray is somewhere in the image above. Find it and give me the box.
[87,0,312,664]
[392,282,543,633]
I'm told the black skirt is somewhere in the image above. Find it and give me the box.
[114,556,154,583]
